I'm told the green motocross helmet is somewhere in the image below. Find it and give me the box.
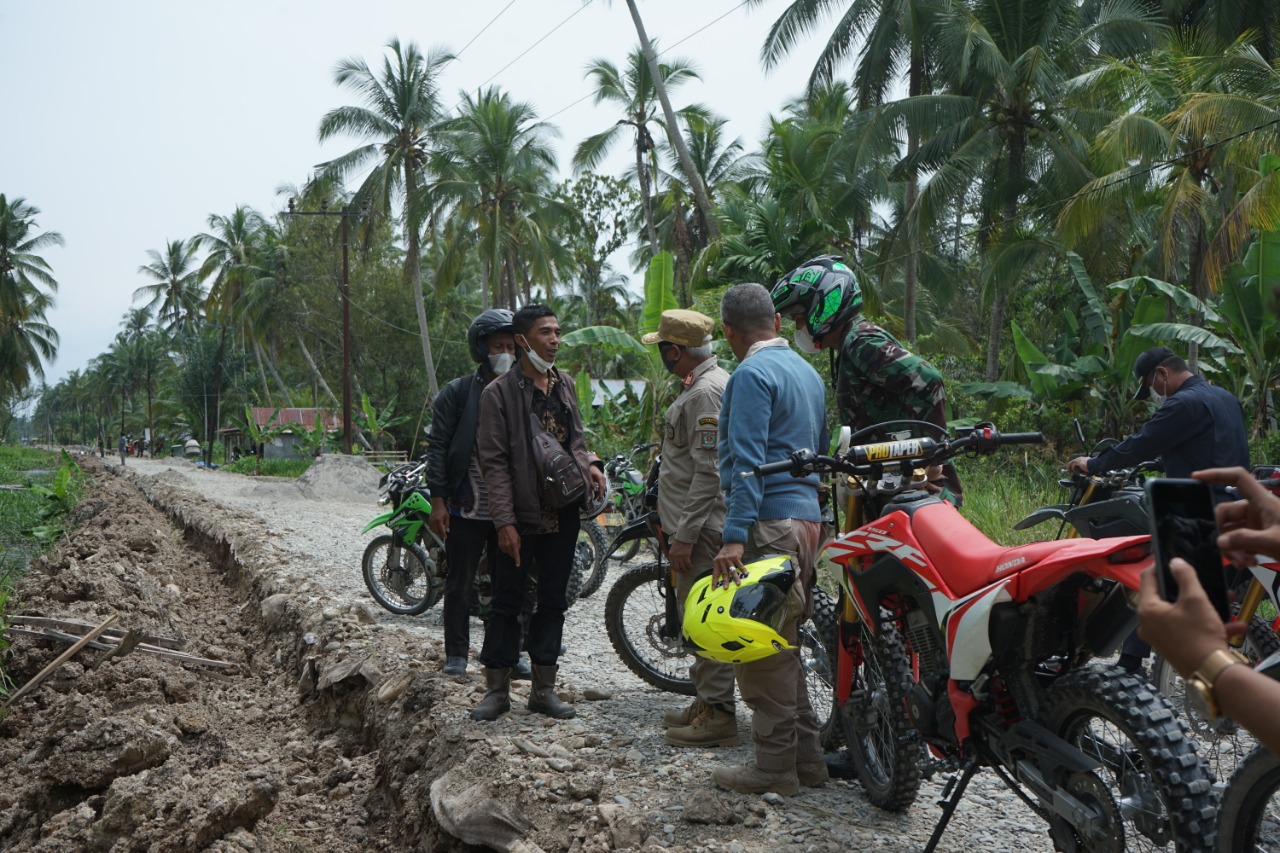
[771,256,864,349]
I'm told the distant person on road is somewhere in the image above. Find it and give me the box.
[426,309,517,678]
[710,283,829,796]
[118,434,127,466]
[471,303,607,722]
[642,309,738,747]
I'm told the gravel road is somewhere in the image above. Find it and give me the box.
[113,453,1061,852]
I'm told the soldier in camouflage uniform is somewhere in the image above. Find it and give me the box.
[772,256,962,502]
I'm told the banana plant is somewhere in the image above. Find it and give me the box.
[359,394,409,451]
[234,406,289,475]
[1127,230,1280,438]
[563,251,680,444]
[960,252,1162,435]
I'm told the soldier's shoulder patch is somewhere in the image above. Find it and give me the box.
[697,416,718,427]
[698,429,717,450]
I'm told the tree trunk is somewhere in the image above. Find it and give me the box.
[252,341,274,407]
[903,49,924,344]
[1186,212,1208,372]
[263,341,296,407]
[403,159,440,398]
[625,0,719,242]
[295,330,342,411]
[635,127,660,255]
[205,327,227,467]
[671,196,693,307]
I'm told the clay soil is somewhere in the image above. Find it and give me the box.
[0,458,444,852]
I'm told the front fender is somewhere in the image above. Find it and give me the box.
[361,509,396,534]
[1012,505,1070,531]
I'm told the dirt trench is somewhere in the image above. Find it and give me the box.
[0,458,502,852]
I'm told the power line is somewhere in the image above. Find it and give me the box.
[454,1,519,61]
[452,0,597,111]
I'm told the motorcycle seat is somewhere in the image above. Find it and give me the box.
[912,503,1084,598]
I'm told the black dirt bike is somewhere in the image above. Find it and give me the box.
[573,443,660,601]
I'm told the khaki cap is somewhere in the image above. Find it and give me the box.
[640,309,715,347]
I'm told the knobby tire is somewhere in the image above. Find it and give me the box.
[361,535,436,616]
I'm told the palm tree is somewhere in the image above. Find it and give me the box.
[573,47,704,258]
[317,38,453,398]
[752,0,946,342]
[433,87,567,309]
[885,0,1161,379]
[617,0,720,241]
[0,195,62,395]
[134,238,206,333]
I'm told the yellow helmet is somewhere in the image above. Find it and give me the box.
[683,556,797,664]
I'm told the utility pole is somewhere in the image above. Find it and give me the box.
[285,198,360,454]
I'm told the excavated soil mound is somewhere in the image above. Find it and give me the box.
[0,460,388,852]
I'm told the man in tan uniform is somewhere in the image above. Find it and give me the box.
[641,309,738,747]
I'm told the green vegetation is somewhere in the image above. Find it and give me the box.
[0,445,84,697]
[960,454,1066,546]
[219,457,313,478]
[12,2,1278,466]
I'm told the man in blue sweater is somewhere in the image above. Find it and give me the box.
[710,282,829,796]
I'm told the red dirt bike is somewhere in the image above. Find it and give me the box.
[750,422,1215,852]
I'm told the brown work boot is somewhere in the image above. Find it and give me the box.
[796,759,830,788]
[711,763,800,796]
[662,698,709,729]
[469,667,511,721]
[665,704,740,747]
[527,664,576,719]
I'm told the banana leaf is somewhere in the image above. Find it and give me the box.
[1012,321,1056,399]
[640,252,677,336]
[561,325,649,356]
[957,381,1035,399]
[1115,295,1163,377]
[1067,252,1109,343]
[1108,276,1223,324]
[1127,322,1243,355]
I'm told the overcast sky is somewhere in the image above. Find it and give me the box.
[2,1,830,389]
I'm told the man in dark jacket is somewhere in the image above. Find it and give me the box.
[1068,345,1249,671]
[426,309,516,677]
[471,304,606,721]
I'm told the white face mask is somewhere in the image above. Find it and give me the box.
[488,352,515,375]
[518,336,554,374]
[793,325,820,354]
[1149,389,1166,406]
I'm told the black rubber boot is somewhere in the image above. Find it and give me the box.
[470,667,511,721]
[528,664,576,719]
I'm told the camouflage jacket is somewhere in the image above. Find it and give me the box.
[837,320,946,431]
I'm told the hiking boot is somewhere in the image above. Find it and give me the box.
[796,759,830,788]
[442,656,468,676]
[665,705,739,747]
[512,653,533,681]
[528,664,576,720]
[662,698,710,729]
[711,763,800,796]
[469,667,511,721]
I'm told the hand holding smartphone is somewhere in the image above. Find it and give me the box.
[1146,478,1231,622]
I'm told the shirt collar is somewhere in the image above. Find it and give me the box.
[744,337,790,360]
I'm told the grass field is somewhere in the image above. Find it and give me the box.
[959,453,1068,545]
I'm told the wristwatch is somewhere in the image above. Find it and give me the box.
[1187,648,1249,719]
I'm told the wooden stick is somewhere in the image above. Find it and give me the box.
[1,614,119,710]
[9,615,184,650]
[6,627,234,669]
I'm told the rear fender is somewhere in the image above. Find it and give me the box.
[1013,535,1152,598]
[1013,505,1070,530]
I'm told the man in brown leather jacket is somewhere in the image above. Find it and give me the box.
[471,303,607,721]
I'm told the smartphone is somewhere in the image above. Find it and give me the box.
[1145,478,1231,621]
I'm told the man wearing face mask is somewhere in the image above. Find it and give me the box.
[1066,345,1248,672]
[772,256,962,503]
[426,309,517,677]
[639,309,738,746]
[1067,346,1249,495]
[472,304,608,721]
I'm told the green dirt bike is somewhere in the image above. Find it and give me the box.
[360,457,605,616]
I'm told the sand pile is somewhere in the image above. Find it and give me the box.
[296,453,382,503]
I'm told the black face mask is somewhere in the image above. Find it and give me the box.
[659,343,683,376]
